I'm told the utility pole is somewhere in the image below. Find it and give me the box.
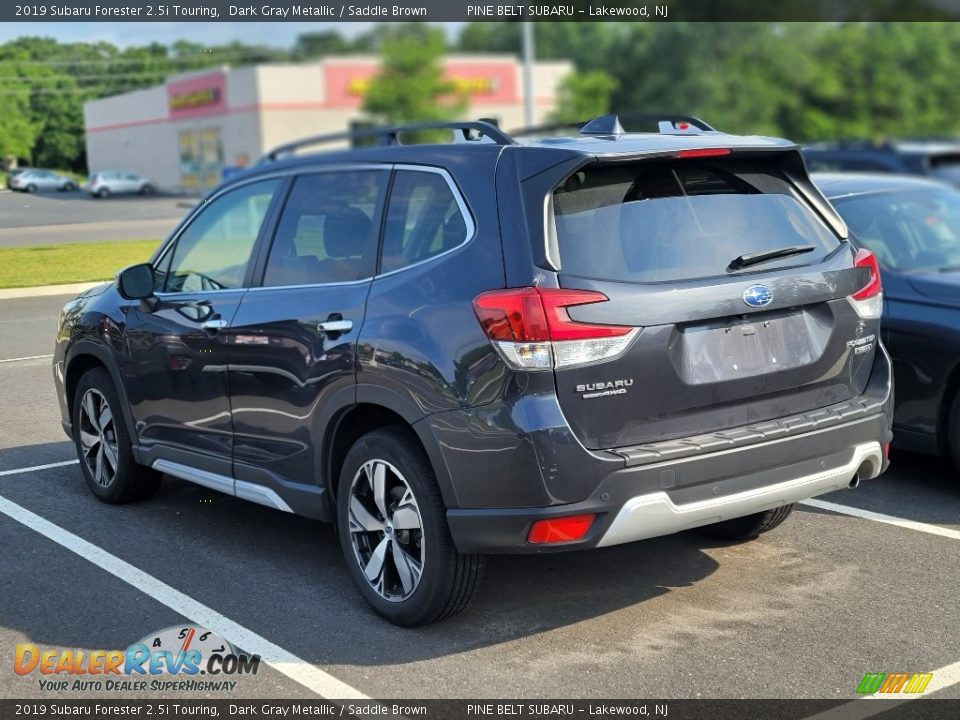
[522,22,535,128]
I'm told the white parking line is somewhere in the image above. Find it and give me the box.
[0,492,369,700]
[801,498,960,541]
[0,460,78,477]
[0,354,53,364]
[804,659,960,719]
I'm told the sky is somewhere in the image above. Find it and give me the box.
[0,22,461,49]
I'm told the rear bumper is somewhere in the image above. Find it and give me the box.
[598,440,882,547]
[446,409,891,553]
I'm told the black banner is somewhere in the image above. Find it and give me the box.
[1,700,960,720]
[6,0,960,23]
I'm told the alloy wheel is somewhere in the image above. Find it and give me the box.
[348,459,424,602]
[78,388,119,488]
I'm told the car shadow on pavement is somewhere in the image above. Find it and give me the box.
[0,442,721,667]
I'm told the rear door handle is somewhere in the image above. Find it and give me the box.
[317,319,353,333]
[201,319,229,331]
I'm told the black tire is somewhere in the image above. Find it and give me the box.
[140,184,156,196]
[72,367,161,504]
[97,188,110,198]
[698,504,795,541]
[946,392,960,474]
[64,182,77,192]
[26,184,36,193]
[336,428,484,626]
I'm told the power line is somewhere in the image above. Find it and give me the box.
[0,71,173,83]
[0,50,281,67]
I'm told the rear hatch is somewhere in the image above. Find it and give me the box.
[547,153,881,450]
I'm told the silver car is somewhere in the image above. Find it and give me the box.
[9,170,78,193]
[86,171,157,198]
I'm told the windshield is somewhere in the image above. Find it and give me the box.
[551,159,839,283]
[832,187,960,272]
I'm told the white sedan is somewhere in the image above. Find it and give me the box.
[9,170,78,193]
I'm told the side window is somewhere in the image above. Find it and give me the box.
[163,178,279,293]
[381,170,470,273]
[263,170,386,287]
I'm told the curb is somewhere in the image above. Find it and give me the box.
[0,281,105,301]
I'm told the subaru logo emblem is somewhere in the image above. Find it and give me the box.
[742,285,773,308]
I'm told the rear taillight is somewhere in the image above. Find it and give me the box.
[473,287,638,370]
[849,248,883,319]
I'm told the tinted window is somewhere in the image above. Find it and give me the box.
[833,187,960,272]
[552,159,839,283]
[164,178,279,293]
[263,170,386,287]
[381,170,469,272]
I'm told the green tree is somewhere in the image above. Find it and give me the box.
[549,70,618,124]
[362,25,464,129]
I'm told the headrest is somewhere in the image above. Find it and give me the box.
[324,208,371,259]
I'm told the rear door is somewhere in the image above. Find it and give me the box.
[227,167,388,493]
[548,155,879,449]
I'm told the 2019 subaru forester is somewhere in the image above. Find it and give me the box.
[54,116,893,626]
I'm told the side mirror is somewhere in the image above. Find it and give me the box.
[117,263,156,300]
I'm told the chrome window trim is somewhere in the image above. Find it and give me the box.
[248,278,371,292]
[251,163,476,290]
[150,172,291,282]
[255,165,392,291]
[373,163,477,280]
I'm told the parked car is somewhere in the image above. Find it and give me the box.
[816,172,960,473]
[53,116,893,626]
[86,170,156,197]
[804,140,960,187]
[9,169,78,193]
[5,166,35,189]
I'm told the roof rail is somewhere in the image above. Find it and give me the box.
[261,120,514,162]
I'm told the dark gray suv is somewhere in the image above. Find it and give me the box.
[53,116,893,626]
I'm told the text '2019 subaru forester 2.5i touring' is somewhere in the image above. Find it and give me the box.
[54,116,893,625]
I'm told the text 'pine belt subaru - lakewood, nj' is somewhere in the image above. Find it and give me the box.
[53,115,893,625]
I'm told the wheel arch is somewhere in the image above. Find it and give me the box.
[65,341,138,445]
[323,385,459,512]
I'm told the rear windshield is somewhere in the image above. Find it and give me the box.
[552,159,840,283]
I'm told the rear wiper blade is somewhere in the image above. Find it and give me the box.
[727,245,816,271]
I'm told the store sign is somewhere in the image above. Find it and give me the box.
[325,61,517,108]
[168,72,227,119]
[170,87,221,111]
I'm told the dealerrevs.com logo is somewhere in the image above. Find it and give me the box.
[14,626,261,693]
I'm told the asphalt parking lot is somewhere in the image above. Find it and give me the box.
[1,293,958,706]
[0,191,189,247]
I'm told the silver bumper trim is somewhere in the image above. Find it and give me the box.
[597,441,883,547]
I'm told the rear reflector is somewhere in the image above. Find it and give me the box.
[473,287,637,370]
[849,248,883,319]
[528,514,595,544]
[675,148,732,159]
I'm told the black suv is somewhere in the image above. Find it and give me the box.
[803,139,960,187]
[54,116,894,626]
